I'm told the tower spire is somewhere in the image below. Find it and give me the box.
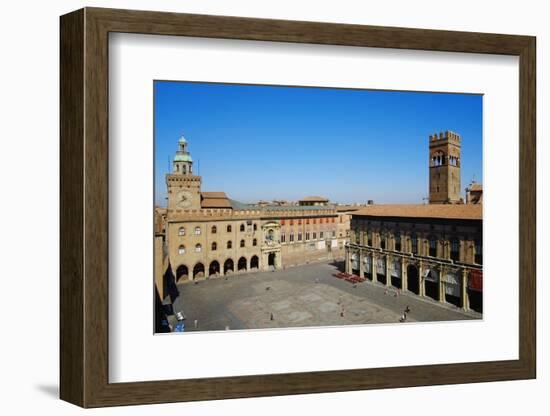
[173,134,193,175]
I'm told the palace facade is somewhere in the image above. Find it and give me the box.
[345,131,483,312]
[155,135,353,296]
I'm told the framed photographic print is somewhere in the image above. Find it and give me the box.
[60,7,536,408]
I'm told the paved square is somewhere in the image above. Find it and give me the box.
[172,261,481,332]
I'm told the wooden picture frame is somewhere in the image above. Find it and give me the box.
[60,7,536,408]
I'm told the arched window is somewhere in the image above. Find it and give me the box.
[367,231,372,247]
[227,225,232,233]
[178,227,185,236]
[227,240,232,249]
[380,233,386,250]
[178,245,185,255]
[240,239,245,248]
[211,242,217,251]
[411,233,418,254]
[474,239,482,264]
[394,232,401,251]
[211,225,217,234]
[253,223,257,231]
[450,237,460,261]
[253,238,257,246]
[429,236,437,257]
[194,226,201,235]
[195,244,202,253]
[240,224,245,232]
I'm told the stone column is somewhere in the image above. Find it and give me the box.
[345,247,351,274]
[438,266,445,303]
[385,255,391,287]
[461,268,470,311]
[372,253,378,283]
[418,261,425,296]
[401,258,407,291]
[359,250,365,278]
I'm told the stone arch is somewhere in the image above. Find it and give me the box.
[209,260,220,276]
[407,264,419,295]
[424,267,440,301]
[390,258,402,288]
[224,258,234,274]
[250,255,259,269]
[192,263,205,279]
[268,252,276,267]
[237,256,247,271]
[176,264,188,282]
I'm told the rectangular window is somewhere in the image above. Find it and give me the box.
[313,232,317,239]
[320,231,324,239]
[290,234,294,242]
[298,232,302,241]
[332,230,336,237]
[281,233,286,243]
[306,232,310,240]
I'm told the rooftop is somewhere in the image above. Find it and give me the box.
[299,196,329,202]
[353,204,482,221]
[201,192,233,209]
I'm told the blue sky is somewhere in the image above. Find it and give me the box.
[154,81,482,206]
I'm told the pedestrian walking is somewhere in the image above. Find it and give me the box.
[270,312,274,321]
[194,319,198,329]
[405,305,411,313]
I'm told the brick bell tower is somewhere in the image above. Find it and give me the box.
[429,131,462,204]
[166,135,202,211]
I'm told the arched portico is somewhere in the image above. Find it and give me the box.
[176,264,189,282]
[193,263,205,279]
[224,258,234,274]
[237,256,247,271]
[250,255,259,269]
[407,264,419,295]
[209,260,220,277]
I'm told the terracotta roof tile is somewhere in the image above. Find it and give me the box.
[353,204,482,220]
[201,192,228,199]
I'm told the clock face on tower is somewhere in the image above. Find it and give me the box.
[176,190,193,208]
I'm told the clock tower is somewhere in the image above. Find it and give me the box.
[166,135,202,210]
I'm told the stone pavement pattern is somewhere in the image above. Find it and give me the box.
[172,261,480,332]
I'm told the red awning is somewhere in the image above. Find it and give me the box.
[469,270,483,292]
